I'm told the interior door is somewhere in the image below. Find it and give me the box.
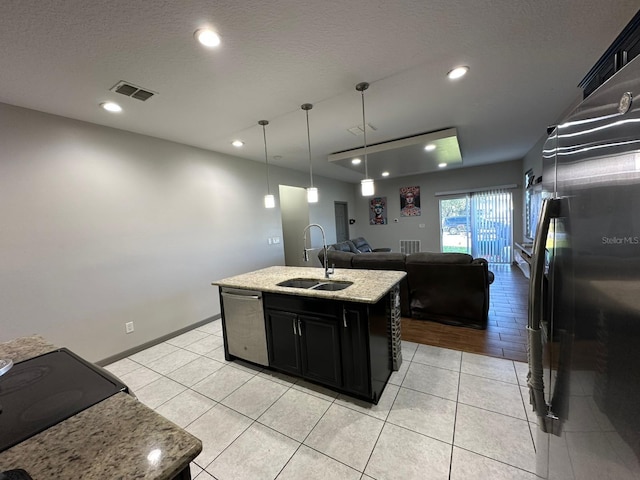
[334,201,349,243]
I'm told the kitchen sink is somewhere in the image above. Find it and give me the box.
[276,278,353,291]
[277,278,321,288]
[310,281,353,291]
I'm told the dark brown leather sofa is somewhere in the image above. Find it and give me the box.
[318,249,493,329]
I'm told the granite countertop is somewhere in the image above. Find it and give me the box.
[213,265,406,304]
[0,336,202,480]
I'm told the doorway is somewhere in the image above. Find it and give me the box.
[334,201,349,243]
[439,189,513,264]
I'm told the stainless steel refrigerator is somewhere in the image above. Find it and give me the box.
[528,55,640,479]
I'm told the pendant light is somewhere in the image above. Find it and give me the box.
[259,120,276,209]
[301,103,318,203]
[356,82,374,196]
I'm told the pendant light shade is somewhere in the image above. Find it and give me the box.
[361,178,374,196]
[356,82,374,196]
[302,103,318,203]
[259,120,276,209]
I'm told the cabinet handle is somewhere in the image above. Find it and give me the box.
[343,308,347,328]
[292,318,297,336]
[297,318,302,336]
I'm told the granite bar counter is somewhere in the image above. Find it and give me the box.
[212,265,406,303]
[0,335,202,480]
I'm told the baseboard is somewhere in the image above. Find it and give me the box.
[96,314,221,367]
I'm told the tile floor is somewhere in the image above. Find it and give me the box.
[105,318,538,480]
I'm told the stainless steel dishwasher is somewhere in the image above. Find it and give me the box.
[220,288,268,366]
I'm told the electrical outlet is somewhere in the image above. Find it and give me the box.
[267,238,272,245]
[273,236,280,244]
[125,322,134,334]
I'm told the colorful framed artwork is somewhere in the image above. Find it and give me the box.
[369,196,387,225]
[400,186,421,216]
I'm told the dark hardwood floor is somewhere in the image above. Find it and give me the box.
[401,263,530,363]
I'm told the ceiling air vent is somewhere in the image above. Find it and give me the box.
[110,81,157,101]
[347,123,377,136]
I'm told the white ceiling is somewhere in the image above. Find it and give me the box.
[1,1,638,183]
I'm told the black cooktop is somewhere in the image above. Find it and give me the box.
[0,348,127,453]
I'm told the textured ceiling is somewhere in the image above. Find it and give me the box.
[0,0,638,183]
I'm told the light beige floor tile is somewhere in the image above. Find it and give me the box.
[146,349,201,375]
[461,352,518,384]
[191,364,255,402]
[196,320,223,336]
[129,342,179,365]
[257,369,299,387]
[304,404,384,471]
[450,447,538,479]
[103,357,141,378]
[166,329,210,348]
[185,403,252,469]
[155,389,216,428]
[513,360,529,386]
[207,423,299,480]
[226,358,264,375]
[458,373,526,420]
[402,362,460,401]
[401,340,419,362]
[454,403,535,473]
[258,388,331,442]
[203,345,227,363]
[388,359,409,386]
[277,445,360,480]
[335,383,400,421]
[412,344,462,371]
[120,365,162,393]
[190,463,202,478]
[184,335,224,355]
[364,423,451,480]
[194,470,215,479]
[387,387,456,443]
[134,376,187,409]
[221,375,288,419]
[565,431,638,480]
[291,379,340,401]
[167,356,225,387]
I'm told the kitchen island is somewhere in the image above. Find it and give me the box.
[213,266,406,404]
[0,336,202,480]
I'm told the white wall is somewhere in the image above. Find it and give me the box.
[351,160,524,252]
[0,103,355,361]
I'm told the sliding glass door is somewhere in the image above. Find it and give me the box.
[440,189,513,264]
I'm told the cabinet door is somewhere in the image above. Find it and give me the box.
[266,309,300,375]
[298,314,342,388]
[341,305,371,396]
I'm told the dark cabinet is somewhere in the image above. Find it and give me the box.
[265,297,342,388]
[264,292,391,403]
[340,304,370,396]
[265,309,300,375]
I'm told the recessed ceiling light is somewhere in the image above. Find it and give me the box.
[232,140,244,147]
[447,66,469,80]
[381,171,390,177]
[352,158,362,165]
[424,144,436,151]
[100,101,122,113]
[195,28,221,47]
[438,163,447,168]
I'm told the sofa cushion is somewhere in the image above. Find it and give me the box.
[320,249,355,268]
[406,252,473,265]
[351,252,406,270]
[331,240,357,253]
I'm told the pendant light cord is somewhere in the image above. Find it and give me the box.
[260,121,271,195]
[359,86,369,179]
[305,108,314,188]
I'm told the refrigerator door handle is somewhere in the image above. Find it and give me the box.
[527,197,560,432]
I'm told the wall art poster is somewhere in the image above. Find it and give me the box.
[369,196,387,225]
[400,185,421,217]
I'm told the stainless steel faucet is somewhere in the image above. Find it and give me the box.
[302,223,332,279]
